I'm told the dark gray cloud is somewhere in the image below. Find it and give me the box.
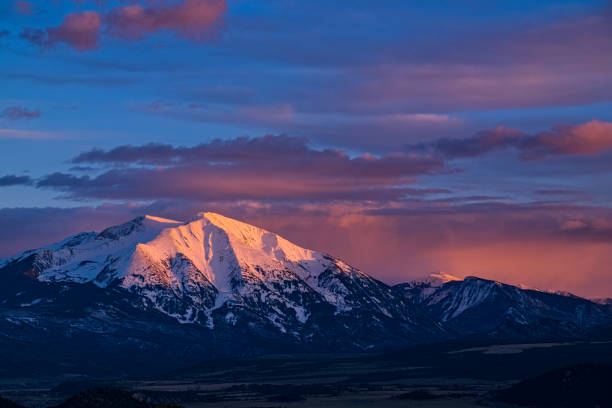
[0,174,32,186]
[50,135,447,202]
[47,141,440,200]
[71,134,444,177]
[0,106,41,120]
[409,120,612,160]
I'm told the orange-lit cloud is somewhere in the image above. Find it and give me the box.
[233,204,612,299]
[528,120,612,157]
[431,242,612,299]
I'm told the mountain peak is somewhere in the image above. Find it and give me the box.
[97,214,181,241]
[429,272,462,284]
[187,211,319,267]
[143,214,182,224]
[8,212,378,324]
[197,211,269,239]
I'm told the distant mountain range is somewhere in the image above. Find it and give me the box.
[1,212,611,375]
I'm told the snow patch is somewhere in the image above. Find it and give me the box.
[20,298,42,307]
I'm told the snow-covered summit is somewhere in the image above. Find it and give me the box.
[8,211,322,288]
[3,211,405,329]
[394,272,463,300]
[415,272,462,286]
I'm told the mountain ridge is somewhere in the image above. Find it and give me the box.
[0,212,611,374]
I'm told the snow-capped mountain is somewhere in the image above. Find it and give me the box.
[1,212,611,374]
[18,212,409,326]
[0,212,436,363]
[395,274,612,339]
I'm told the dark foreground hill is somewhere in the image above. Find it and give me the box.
[492,364,612,407]
[0,397,23,408]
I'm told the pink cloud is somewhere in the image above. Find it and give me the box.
[47,11,103,51]
[348,12,612,112]
[244,203,612,299]
[106,0,227,41]
[356,63,612,112]
[21,0,227,51]
[13,0,34,15]
[529,120,612,157]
